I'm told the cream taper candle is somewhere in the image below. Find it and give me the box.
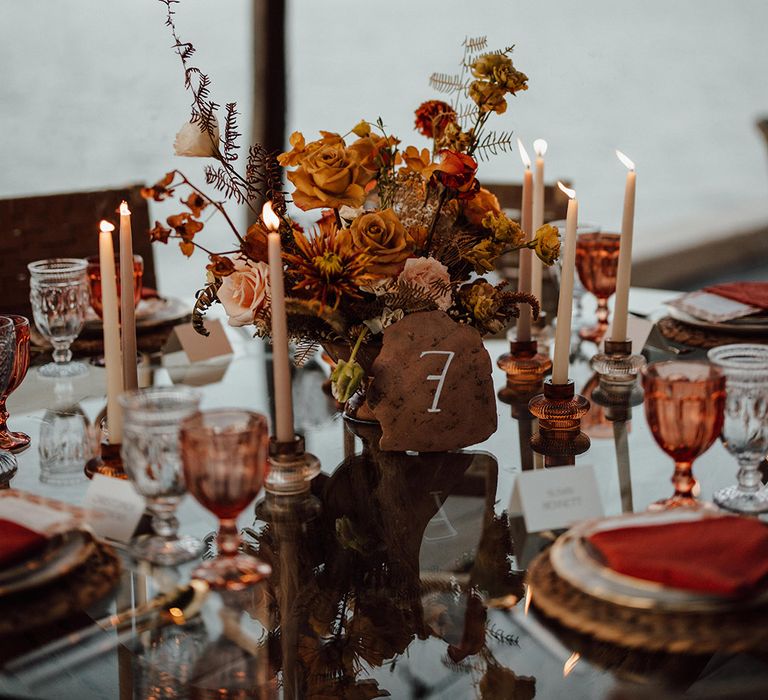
[610,150,636,342]
[516,138,533,342]
[263,201,294,442]
[552,183,578,385]
[531,138,548,304]
[98,220,123,443]
[119,201,138,391]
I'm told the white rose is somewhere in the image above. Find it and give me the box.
[218,259,270,327]
[338,205,364,223]
[363,307,404,335]
[173,119,220,157]
[397,257,453,311]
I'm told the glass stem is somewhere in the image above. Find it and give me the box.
[672,460,696,500]
[217,518,240,558]
[595,297,610,334]
[736,455,762,494]
[52,342,72,365]
[150,502,179,540]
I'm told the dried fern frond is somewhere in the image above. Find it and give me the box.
[191,281,221,337]
[429,72,466,95]
[223,102,241,162]
[293,339,319,367]
[462,36,488,56]
[473,130,517,161]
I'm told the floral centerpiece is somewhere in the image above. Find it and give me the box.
[145,3,559,405]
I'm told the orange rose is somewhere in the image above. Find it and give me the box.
[463,187,502,226]
[349,133,399,182]
[278,130,343,167]
[348,209,413,277]
[287,140,368,211]
[433,150,479,198]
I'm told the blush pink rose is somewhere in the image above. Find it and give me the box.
[218,259,270,327]
[397,257,452,311]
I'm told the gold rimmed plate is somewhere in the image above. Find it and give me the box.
[550,510,768,613]
[0,530,95,597]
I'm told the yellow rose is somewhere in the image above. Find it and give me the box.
[468,80,508,114]
[470,54,528,94]
[532,224,561,265]
[348,209,413,277]
[287,141,368,210]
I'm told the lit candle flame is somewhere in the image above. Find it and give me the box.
[119,201,131,216]
[557,181,576,199]
[517,138,531,168]
[524,584,532,616]
[262,201,280,231]
[533,138,548,157]
[616,149,635,171]
[99,220,115,233]
[563,651,581,677]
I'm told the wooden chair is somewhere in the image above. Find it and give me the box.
[0,185,155,318]
[484,181,571,223]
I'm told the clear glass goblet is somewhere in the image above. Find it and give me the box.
[642,361,725,509]
[28,258,90,378]
[707,344,768,513]
[180,409,271,590]
[0,315,31,451]
[119,386,204,565]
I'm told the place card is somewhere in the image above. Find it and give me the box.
[509,465,603,533]
[84,474,146,543]
[603,315,653,354]
[163,318,233,364]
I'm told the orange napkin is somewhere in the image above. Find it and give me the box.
[0,519,48,569]
[704,282,768,311]
[588,516,768,597]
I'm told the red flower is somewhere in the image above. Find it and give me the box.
[414,100,457,138]
[433,150,479,198]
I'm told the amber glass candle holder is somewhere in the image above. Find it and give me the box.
[575,232,620,344]
[265,435,321,495]
[84,416,127,480]
[0,315,31,452]
[528,379,591,465]
[497,340,552,402]
[86,254,143,319]
[590,339,646,407]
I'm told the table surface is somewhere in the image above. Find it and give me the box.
[1,287,766,700]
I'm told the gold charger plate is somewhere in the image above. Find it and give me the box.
[0,530,95,597]
[550,510,768,613]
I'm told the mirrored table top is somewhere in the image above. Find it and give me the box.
[1,287,767,700]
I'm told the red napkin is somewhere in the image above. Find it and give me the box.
[587,516,768,597]
[704,282,768,311]
[0,519,48,569]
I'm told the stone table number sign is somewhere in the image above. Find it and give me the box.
[368,311,498,452]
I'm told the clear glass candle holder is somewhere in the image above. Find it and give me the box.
[590,339,646,407]
[707,344,768,514]
[265,435,321,495]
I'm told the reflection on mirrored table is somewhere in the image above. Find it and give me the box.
[2,290,768,700]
